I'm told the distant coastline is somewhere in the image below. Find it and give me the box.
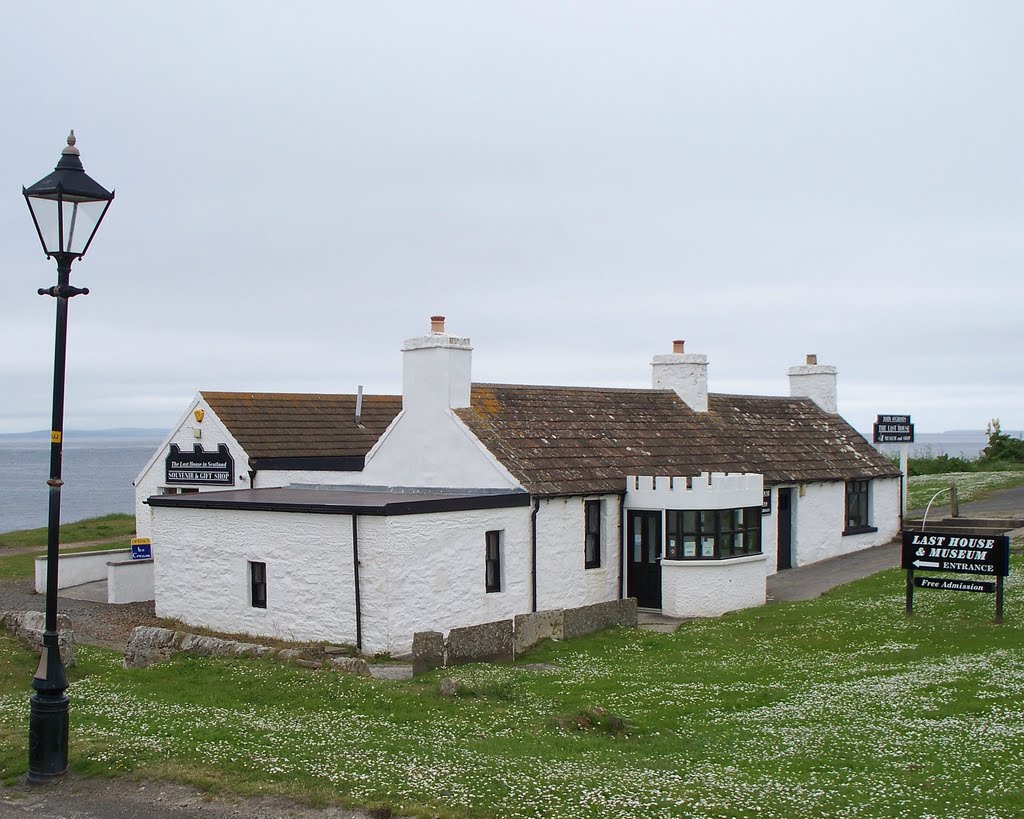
[0,428,166,442]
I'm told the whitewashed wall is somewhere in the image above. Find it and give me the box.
[134,398,254,539]
[762,477,901,571]
[534,495,621,612]
[151,507,358,644]
[661,554,766,617]
[366,506,533,655]
[150,502,533,655]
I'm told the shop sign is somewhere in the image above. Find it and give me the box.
[130,538,152,560]
[874,414,914,444]
[901,531,1009,577]
[165,443,235,485]
[762,488,772,515]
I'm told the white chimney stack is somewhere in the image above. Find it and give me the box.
[652,339,708,412]
[788,353,837,413]
[402,315,473,411]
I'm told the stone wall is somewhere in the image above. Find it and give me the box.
[123,626,370,676]
[412,598,637,675]
[0,611,76,668]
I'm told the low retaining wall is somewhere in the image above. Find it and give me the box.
[34,549,133,593]
[123,626,370,676]
[35,550,155,604]
[108,558,154,604]
[413,598,638,675]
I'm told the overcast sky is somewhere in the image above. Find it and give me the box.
[1,2,1021,435]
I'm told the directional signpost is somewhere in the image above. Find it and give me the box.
[902,530,1010,622]
[875,414,913,518]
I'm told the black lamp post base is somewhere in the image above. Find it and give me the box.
[28,692,69,783]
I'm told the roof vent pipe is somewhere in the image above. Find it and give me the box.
[355,385,363,426]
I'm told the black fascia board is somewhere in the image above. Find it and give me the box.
[248,456,366,471]
[146,490,532,517]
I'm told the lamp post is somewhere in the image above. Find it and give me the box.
[22,132,114,782]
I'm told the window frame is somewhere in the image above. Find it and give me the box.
[249,560,267,608]
[485,530,503,593]
[584,499,602,569]
[665,506,762,560]
[844,479,876,535]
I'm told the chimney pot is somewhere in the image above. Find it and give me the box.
[806,354,817,365]
[673,340,685,354]
[430,315,446,334]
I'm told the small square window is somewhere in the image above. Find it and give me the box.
[485,531,502,593]
[584,500,602,568]
[250,561,267,608]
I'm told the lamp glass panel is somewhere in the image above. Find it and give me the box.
[27,194,107,256]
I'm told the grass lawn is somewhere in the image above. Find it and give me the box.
[0,567,1021,817]
[907,470,1024,511]
[0,514,135,550]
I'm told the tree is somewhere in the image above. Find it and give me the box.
[981,418,1024,464]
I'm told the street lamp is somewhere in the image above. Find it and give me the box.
[22,131,114,782]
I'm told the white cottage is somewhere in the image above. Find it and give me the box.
[135,318,901,655]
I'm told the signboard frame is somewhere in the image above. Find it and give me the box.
[901,529,1010,622]
[165,443,235,486]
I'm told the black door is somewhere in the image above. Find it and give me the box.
[627,510,662,608]
[777,488,793,570]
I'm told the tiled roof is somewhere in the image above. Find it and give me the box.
[202,391,402,460]
[457,384,901,496]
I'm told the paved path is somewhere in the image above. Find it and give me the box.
[766,540,901,602]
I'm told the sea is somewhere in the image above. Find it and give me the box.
[0,427,1016,535]
[0,432,163,534]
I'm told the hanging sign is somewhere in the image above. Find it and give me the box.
[165,443,235,485]
[874,414,914,444]
[761,488,772,515]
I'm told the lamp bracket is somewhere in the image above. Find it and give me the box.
[37,285,89,299]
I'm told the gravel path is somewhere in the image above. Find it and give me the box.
[0,579,162,651]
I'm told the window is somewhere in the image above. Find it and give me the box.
[250,561,267,608]
[845,480,874,534]
[665,507,762,560]
[485,530,502,593]
[584,500,602,568]
[160,487,199,495]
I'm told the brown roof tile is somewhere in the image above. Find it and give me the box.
[457,384,900,496]
[202,391,402,460]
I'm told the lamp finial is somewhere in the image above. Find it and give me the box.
[62,131,79,157]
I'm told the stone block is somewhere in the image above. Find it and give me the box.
[123,625,178,669]
[617,597,638,627]
[411,631,445,676]
[562,600,621,640]
[446,619,513,667]
[0,611,76,668]
[329,656,372,676]
[513,609,564,658]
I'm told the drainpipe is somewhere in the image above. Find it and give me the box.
[617,493,625,599]
[530,498,540,612]
[352,514,363,651]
